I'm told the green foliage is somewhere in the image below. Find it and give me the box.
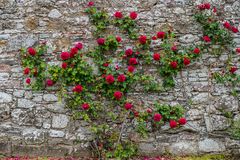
[155,103,185,122]
[20,45,48,90]
[113,16,138,39]
[106,142,137,160]
[85,7,110,36]
[230,119,240,140]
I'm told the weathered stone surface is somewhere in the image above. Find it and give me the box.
[0,92,12,103]
[199,138,226,153]
[49,130,65,138]
[13,90,25,97]
[22,128,46,144]
[0,104,10,121]
[191,93,210,104]
[169,141,198,155]
[43,94,58,102]
[52,114,69,129]
[17,99,35,108]
[48,9,62,19]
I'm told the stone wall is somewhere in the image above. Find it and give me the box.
[0,0,240,157]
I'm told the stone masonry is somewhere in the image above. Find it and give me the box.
[0,0,240,157]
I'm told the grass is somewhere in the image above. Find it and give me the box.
[174,154,232,160]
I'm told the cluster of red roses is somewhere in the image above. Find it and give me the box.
[114,11,138,20]
[151,110,187,128]
[223,21,239,33]
[197,3,239,74]
[197,2,211,10]
[24,48,54,86]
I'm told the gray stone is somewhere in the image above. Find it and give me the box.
[46,102,65,113]
[48,9,62,19]
[0,92,12,103]
[0,104,10,121]
[192,93,210,104]
[22,128,46,144]
[76,127,93,141]
[206,115,231,131]
[169,142,198,155]
[32,95,43,102]
[52,114,69,129]
[179,34,199,43]
[49,130,65,138]
[8,34,38,51]
[0,73,9,80]
[199,138,226,153]
[17,99,35,108]
[43,94,58,102]
[0,34,10,40]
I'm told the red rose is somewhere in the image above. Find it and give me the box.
[223,22,231,29]
[75,42,83,50]
[61,52,70,60]
[153,53,160,61]
[105,74,115,84]
[183,57,191,66]
[117,74,126,82]
[70,47,78,57]
[152,36,157,40]
[82,103,90,110]
[198,4,205,10]
[114,91,123,100]
[46,79,54,86]
[213,7,217,13]
[116,36,122,42]
[230,66,238,74]
[97,38,105,45]
[146,108,152,113]
[88,1,94,6]
[169,120,178,128]
[157,32,165,39]
[204,3,211,9]
[129,58,138,65]
[170,61,178,69]
[26,78,31,84]
[171,45,177,51]
[231,27,239,33]
[236,48,240,53]
[129,11,138,20]
[153,113,162,122]
[62,62,67,69]
[103,62,109,67]
[24,68,30,75]
[139,35,147,44]
[28,48,36,56]
[203,36,211,42]
[73,85,83,93]
[128,66,135,73]
[178,118,187,125]
[124,103,133,110]
[193,48,200,54]
[125,48,133,56]
[114,11,123,18]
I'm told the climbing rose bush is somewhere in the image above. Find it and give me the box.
[19,1,240,159]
